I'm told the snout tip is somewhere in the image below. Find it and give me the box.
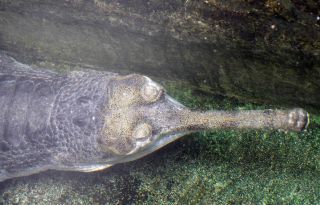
[287,108,309,132]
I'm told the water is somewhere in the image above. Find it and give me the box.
[0,0,319,204]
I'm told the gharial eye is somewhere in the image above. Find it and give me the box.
[141,83,163,103]
[132,123,152,139]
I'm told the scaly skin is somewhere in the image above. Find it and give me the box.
[0,53,309,182]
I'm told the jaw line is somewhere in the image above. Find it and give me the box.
[110,130,192,164]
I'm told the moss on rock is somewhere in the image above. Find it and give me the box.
[0,0,319,109]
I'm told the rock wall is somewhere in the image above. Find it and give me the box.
[0,0,319,109]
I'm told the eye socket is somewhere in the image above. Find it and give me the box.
[132,123,152,139]
[141,83,163,103]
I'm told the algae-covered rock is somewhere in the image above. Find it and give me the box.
[0,0,319,109]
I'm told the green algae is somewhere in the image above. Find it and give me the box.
[0,82,319,204]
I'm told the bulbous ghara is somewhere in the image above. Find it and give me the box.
[0,53,309,181]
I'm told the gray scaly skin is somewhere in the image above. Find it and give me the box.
[0,53,309,182]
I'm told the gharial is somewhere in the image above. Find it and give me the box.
[0,52,309,182]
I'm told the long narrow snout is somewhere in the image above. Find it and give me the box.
[173,108,309,133]
[137,98,310,164]
[149,96,310,157]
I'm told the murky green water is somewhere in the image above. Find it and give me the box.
[0,0,319,204]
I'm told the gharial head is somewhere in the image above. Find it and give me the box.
[98,74,309,163]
